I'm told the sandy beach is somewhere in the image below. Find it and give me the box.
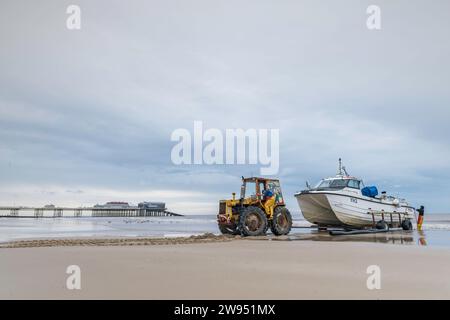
[1,236,450,299]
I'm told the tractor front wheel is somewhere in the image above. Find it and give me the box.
[218,223,239,235]
[238,206,268,236]
[271,207,292,236]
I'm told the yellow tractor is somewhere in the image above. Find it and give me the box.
[217,177,293,236]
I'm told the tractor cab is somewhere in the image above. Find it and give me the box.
[240,177,285,205]
[217,176,292,237]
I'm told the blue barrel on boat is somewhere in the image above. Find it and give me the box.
[362,186,378,197]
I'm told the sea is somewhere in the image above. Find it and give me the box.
[1,213,449,247]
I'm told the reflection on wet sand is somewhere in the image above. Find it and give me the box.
[250,230,424,246]
[306,230,415,245]
[418,229,428,246]
[300,230,415,245]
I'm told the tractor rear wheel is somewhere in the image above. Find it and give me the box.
[271,207,292,236]
[238,206,268,236]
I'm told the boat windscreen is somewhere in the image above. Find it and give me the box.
[315,179,348,190]
[315,180,331,188]
[329,179,348,188]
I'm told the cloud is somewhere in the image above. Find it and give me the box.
[1,0,450,213]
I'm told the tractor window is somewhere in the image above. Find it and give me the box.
[259,182,265,197]
[244,181,256,198]
[267,180,283,204]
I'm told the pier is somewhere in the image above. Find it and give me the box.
[0,202,183,218]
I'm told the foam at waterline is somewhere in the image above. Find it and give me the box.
[121,217,217,224]
[291,220,450,230]
[163,233,207,238]
[292,220,314,227]
[421,223,450,231]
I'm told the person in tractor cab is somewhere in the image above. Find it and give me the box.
[262,187,275,218]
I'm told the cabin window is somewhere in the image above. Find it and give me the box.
[329,179,348,188]
[316,180,332,188]
[316,179,347,189]
[347,180,360,189]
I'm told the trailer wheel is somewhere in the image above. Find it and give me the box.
[270,207,292,236]
[238,206,268,236]
[401,219,413,231]
[375,220,389,230]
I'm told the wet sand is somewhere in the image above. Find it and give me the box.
[0,229,421,248]
[0,233,232,248]
[1,235,450,299]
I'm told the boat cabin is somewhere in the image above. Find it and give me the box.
[313,176,383,199]
[314,177,363,191]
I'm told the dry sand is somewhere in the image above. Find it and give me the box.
[1,235,450,299]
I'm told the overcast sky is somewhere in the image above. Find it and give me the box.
[1,0,449,215]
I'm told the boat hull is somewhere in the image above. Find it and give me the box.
[296,191,416,228]
[295,192,342,226]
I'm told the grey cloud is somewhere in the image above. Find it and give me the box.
[1,0,450,213]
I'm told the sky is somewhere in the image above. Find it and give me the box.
[1,0,449,215]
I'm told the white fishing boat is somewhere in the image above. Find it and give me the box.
[295,160,416,230]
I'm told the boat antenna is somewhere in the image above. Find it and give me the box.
[342,166,349,176]
[338,158,350,176]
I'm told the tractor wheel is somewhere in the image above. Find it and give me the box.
[238,206,268,236]
[218,223,239,235]
[271,207,292,236]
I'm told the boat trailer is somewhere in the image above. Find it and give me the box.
[312,210,415,236]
